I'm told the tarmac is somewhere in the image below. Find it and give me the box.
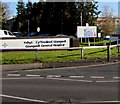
[1,56,119,72]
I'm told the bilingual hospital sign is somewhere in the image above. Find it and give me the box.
[1,38,70,50]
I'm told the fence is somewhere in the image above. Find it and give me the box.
[1,44,120,62]
[79,45,119,61]
[64,45,119,61]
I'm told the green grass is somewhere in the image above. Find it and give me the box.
[80,40,114,47]
[1,47,119,64]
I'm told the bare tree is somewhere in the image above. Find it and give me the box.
[0,1,10,22]
[100,5,116,36]
[117,18,120,33]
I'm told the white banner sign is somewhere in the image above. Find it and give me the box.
[77,26,97,38]
[1,38,70,50]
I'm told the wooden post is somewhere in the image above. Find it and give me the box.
[118,45,120,53]
[36,49,38,61]
[107,46,110,61]
[81,48,84,59]
[81,37,82,43]
[94,37,95,46]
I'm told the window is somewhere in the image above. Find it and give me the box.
[8,31,13,36]
[4,31,7,35]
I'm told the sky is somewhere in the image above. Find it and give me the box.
[1,0,119,18]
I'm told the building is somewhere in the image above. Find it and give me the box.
[97,17,120,34]
[97,17,120,42]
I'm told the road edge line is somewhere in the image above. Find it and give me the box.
[0,94,48,103]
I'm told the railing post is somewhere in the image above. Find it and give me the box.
[118,45,120,53]
[107,45,110,61]
[81,48,84,59]
[36,49,38,61]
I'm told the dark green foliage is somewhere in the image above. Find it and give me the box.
[13,1,101,35]
[14,0,26,32]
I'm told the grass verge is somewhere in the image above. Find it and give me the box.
[80,40,116,46]
[1,47,119,64]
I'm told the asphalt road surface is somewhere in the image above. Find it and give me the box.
[1,62,120,104]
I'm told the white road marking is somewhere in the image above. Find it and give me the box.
[90,76,105,79]
[1,95,120,103]
[96,100,120,103]
[47,78,93,82]
[7,74,21,77]
[113,77,120,79]
[69,76,84,78]
[84,100,120,103]
[46,75,61,78]
[0,94,47,103]
[1,77,44,80]
[96,80,119,83]
[26,75,41,77]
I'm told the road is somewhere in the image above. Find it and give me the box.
[1,62,120,104]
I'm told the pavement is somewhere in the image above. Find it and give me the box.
[1,56,119,71]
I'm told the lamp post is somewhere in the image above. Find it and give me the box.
[61,9,63,34]
[80,12,83,43]
[61,22,63,34]
[28,20,29,33]
[80,12,82,26]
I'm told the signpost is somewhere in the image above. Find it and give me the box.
[36,26,40,61]
[1,38,70,50]
[77,26,97,45]
[37,27,40,33]
[1,37,70,61]
[77,26,97,38]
